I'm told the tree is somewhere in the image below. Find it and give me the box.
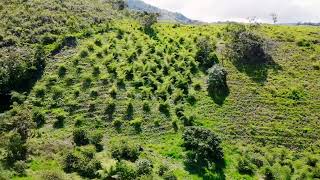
[195,37,218,70]
[224,23,267,65]
[140,12,159,30]
[182,127,224,168]
[270,13,278,24]
[207,65,229,105]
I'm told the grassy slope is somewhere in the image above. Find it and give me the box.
[1,18,320,179]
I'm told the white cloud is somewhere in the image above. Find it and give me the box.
[142,0,320,23]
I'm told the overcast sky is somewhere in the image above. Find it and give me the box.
[143,0,320,23]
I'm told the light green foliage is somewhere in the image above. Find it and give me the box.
[0,4,319,179]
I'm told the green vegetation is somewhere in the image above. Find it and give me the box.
[0,0,320,179]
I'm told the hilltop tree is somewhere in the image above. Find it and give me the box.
[270,13,278,24]
[139,12,159,31]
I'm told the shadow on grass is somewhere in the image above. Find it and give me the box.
[233,55,282,84]
[184,157,226,180]
[209,87,230,106]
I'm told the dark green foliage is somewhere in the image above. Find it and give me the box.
[73,129,90,146]
[10,91,26,105]
[158,164,169,176]
[142,101,150,112]
[58,65,67,78]
[113,119,123,130]
[136,159,153,175]
[82,76,92,89]
[130,118,142,132]
[172,120,178,132]
[183,127,224,168]
[126,102,134,120]
[90,132,103,151]
[80,50,89,58]
[265,167,275,180]
[111,141,141,162]
[139,12,159,30]
[237,158,255,175]
[225,23,268,64]
[13,160,27,176]
[106,161,137,180]
[195,37,217,69]
[110,85,117,99]
[105,100,116,120]
[163,171,177,180]
[32,110,45,128]
[63,150,102,178]
[54,113,66,129]
[94,38,102,47]
[5,132,28,165]
[90,89,99,98]
[159,101,170,116]
[207,65,229,105]
[35,86,46,98]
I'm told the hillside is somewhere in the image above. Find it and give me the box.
[127,0,196,24]
[1,1,320,180]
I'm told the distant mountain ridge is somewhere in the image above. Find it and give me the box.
[127,0,197,24]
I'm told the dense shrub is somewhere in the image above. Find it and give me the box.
[32,110,45,128]
[10,91,26,104]
[58,65,67,78]
[73,129,90,146]
[142,101,150,112]
[111,141,141,162]
[159,101,170,116]
[139,12,158,30]
[237,158,256,175]
[136,159,153,176]
[105,161,137,180]
[182,127,224,168]
[105,100,116,119]
[113,119,123,130]
[208,65,229,103]
[225,23,267,64]
[130,118,142,132]
[13,160,27,176]
[158,164,169,176]
[195,37,217,69]
[5,132,28,165]
[54,112,66,128]
[63,150,101,178]
[163,171,177,180]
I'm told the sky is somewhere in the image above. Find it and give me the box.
[142,0,320,23]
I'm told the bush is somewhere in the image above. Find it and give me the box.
[94,38,102,47]
[172,120,178,132]
[58,65,67,78]
[136,159,153,176]
[225,23,267,64]
[237,158,255,175]
[158,164,169,176]
[195,37,217,69]
[130,118,142,132]
[105,101,116,119]
[40,170,66,180]
[142,101,150,112]
[32,110,45,128]
[35,85,46,98]
[5,132,27,165]
[11,91,26,104]
[73,129,90,146]
[182,127,224,168]
[113,119,123,130]
[106,161,137,180]
[126,102,134,120]
[110,85,117,99]
[54,112,66,128]
[139,12,158,30]
[111,141,141,162]
[159,101,170,116]
[80,50,89,58]
[207,64,229,103]
[63,150,101,178]
[163,171,177,180]
[13,160,27,176]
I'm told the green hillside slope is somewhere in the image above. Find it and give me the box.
[1,1,320,180]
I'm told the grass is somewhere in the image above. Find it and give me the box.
[1,16,319,179]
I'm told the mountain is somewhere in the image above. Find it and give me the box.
[127,0,197,24]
